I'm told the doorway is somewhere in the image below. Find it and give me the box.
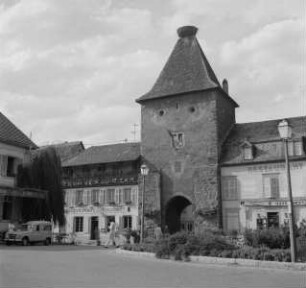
[90,217,99,240]
[165,196,192,234]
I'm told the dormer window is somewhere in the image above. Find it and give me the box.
[240,141,254,160]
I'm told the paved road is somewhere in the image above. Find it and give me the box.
[0,245,305,288]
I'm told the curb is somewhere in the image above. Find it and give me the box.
[116,249,306,271]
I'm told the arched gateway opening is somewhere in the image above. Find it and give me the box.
[165,196,193,234]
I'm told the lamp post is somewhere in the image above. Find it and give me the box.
[278,119,297,262]
[140,164,149,243]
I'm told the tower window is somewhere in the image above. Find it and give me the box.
[159,110,165,116]
[189,106,195,113]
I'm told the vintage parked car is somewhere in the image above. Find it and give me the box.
[5,221,52,246]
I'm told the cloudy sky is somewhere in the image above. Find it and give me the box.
[0,0,305,147]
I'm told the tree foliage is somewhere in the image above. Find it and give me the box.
[17,147,65,225]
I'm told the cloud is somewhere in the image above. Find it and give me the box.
[0,0,304,146]
[219,18,303,122]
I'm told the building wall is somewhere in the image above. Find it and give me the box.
[140,89,236,230]
[221,161,306,232]
[0,142,30,188]
[0,142,31,229]
[63,185,139,243]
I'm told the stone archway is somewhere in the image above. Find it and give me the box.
[165,196,192,234]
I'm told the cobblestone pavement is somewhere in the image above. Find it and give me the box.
[0,245,305,288]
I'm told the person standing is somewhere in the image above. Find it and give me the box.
[104,221,116,248]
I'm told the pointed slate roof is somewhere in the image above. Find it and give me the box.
[136,26,228,103]
[0,112,37,149]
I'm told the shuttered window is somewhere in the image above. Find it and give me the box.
[123,188,132,203]
[222,176,238,200]
[99,190,105,204]
[131,188,137,205]
[107,189,115,204]
[92,189,99,204]
[263,174,279,198]
[75,190,83,205]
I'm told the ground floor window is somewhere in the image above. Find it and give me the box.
[267,212,279,228]
[123,216,132,229]
[74,216,84,232]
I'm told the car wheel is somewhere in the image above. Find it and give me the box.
[22,237,29,246]
[6,241,11,246]
[44,238,51,246]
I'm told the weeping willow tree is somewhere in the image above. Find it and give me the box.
[17,147,65,225]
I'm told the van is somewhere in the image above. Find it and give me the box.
[5,221,52,246]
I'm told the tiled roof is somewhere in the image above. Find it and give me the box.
[0,112,37,149]
[136,26,237,106]
[39,141,85,162]
[221,116,306,165]
[62,142,140,167]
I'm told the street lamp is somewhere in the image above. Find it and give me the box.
[140,164,149,243]
[278,119,297,262]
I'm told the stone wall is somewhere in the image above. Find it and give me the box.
[139,172,161,237]
[140,89,236,231]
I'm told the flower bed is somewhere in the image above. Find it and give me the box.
[121,229,299,263]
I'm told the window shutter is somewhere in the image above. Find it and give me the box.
[263,177,271,198]
[100,190,105,204]
[73,217,76,232]
[115,189,119,204]
[87,190,91,204]
[83,190,87,205]
[73,191,77,206]
[119,189,123,204]
[119,216,123,230]
[122,189,126,203]
[271,177,279,198]
[131,188,137,205]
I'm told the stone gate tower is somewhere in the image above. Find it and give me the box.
[136,26,238,234]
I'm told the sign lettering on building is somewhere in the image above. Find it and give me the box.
[244,199,306,207]
[247,162,304,173]
[65,206,97,213]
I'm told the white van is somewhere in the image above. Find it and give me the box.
[5,221,52,246]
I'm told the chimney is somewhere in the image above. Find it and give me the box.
[177,25,198,38]
[222,79,229,94]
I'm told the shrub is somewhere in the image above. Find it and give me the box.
[121,243,156,253]
[218,250,234,258]
[243,227,290,249]
[155,239,171,259]
[168,232,189,252]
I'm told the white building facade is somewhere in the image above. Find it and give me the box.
[61,143,141,244]
[221,118,306,232]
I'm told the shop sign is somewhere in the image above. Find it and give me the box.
[247,162,304,173]
[65,206,98,213]
[244,199,306,207]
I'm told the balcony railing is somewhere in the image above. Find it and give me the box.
[62,173,139,188]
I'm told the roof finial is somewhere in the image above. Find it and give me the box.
[177,26,198,38]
